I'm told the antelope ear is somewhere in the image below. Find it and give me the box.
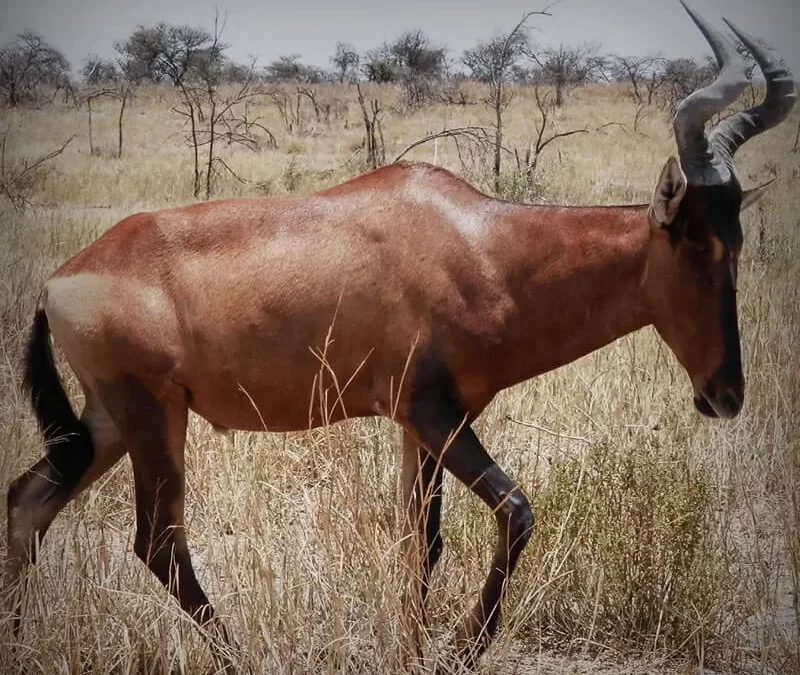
[741,178,775,211]
[649,156,687,228]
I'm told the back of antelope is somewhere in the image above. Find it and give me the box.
[6,2,796,671]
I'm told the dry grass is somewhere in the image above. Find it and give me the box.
[1,82,798,674]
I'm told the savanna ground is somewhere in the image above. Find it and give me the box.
[1,81,798,674]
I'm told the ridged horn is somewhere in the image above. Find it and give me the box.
[709,19,797,164]
[672,2,749,179]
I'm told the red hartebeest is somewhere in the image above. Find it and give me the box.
[6,3,796,670]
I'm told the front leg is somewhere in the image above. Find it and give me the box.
[400,430,444,663]
[402,377,534,670]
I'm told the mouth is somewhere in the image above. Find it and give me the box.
[693,392,718,418]
[694,386,743,420]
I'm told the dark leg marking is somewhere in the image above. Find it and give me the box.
[5,432,94,637]
[405,349,533,669]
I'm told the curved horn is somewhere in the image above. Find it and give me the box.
[709,20,797,163]
[672,2,749,177]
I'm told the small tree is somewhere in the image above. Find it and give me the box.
[513,86,588,185]
[81,55,120,85]
[1,130,72,209]
[0,31,70,106]
[331,42,360,83]
[610,54,665,106]
[530,42,605,107]
[79,51,136,158]
[390,29,446,107]
[363,43,400,84]
[462,9,551,193]
[219,58,254,84]
[356,84,384,169]
[114,23,216,86]
[657,57,715,114]
[80,82,132,159]
[172,14,276,199]
[264,54,324,84]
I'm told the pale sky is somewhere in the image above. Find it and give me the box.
[0,0,798,75]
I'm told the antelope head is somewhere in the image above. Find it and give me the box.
[645,2,796,419]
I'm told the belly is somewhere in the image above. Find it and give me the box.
[179,335,386,432]
[185,376,378,432]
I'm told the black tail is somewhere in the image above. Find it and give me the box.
[23,309,92,458]
[9,309,94,570]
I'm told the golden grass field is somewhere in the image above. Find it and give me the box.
[1,82,798,674]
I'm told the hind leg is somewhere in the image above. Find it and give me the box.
[6,390,127,632]
[103,376,234,667]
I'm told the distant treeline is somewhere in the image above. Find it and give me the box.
[0,15,733,111]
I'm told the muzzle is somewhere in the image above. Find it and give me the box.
[694,376,744,419]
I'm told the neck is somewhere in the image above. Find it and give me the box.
[485,202,652,391]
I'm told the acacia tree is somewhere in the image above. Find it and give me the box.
[114,23,216,86]
[0,31,70,106]
[81,55,120,85]
[264,54,324,83]
[530,42,606,106]
[363,43,399,83]
[610,54,665,105]
[658,56,715,114]
[463,10,551,192]
[390,29,446,107]
[362,31,445,106]
[331,42,360,83]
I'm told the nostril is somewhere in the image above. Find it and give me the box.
[721,387,744,415]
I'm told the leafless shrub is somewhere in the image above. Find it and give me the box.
[513,87,588,184]
[280,86,350,130]
[610,55,666,106]
[267,84,332,134]
[633,103,656,135]
[656,57,715,116]
[438,78,476,106]
[0,131,72,210]
[528,41,607,107]
[266,86,301,133]
[393,126,494,165]
[172,14,276,199]
[462,9,553,193]
[356,84,384,169]
[81,86,132,158]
